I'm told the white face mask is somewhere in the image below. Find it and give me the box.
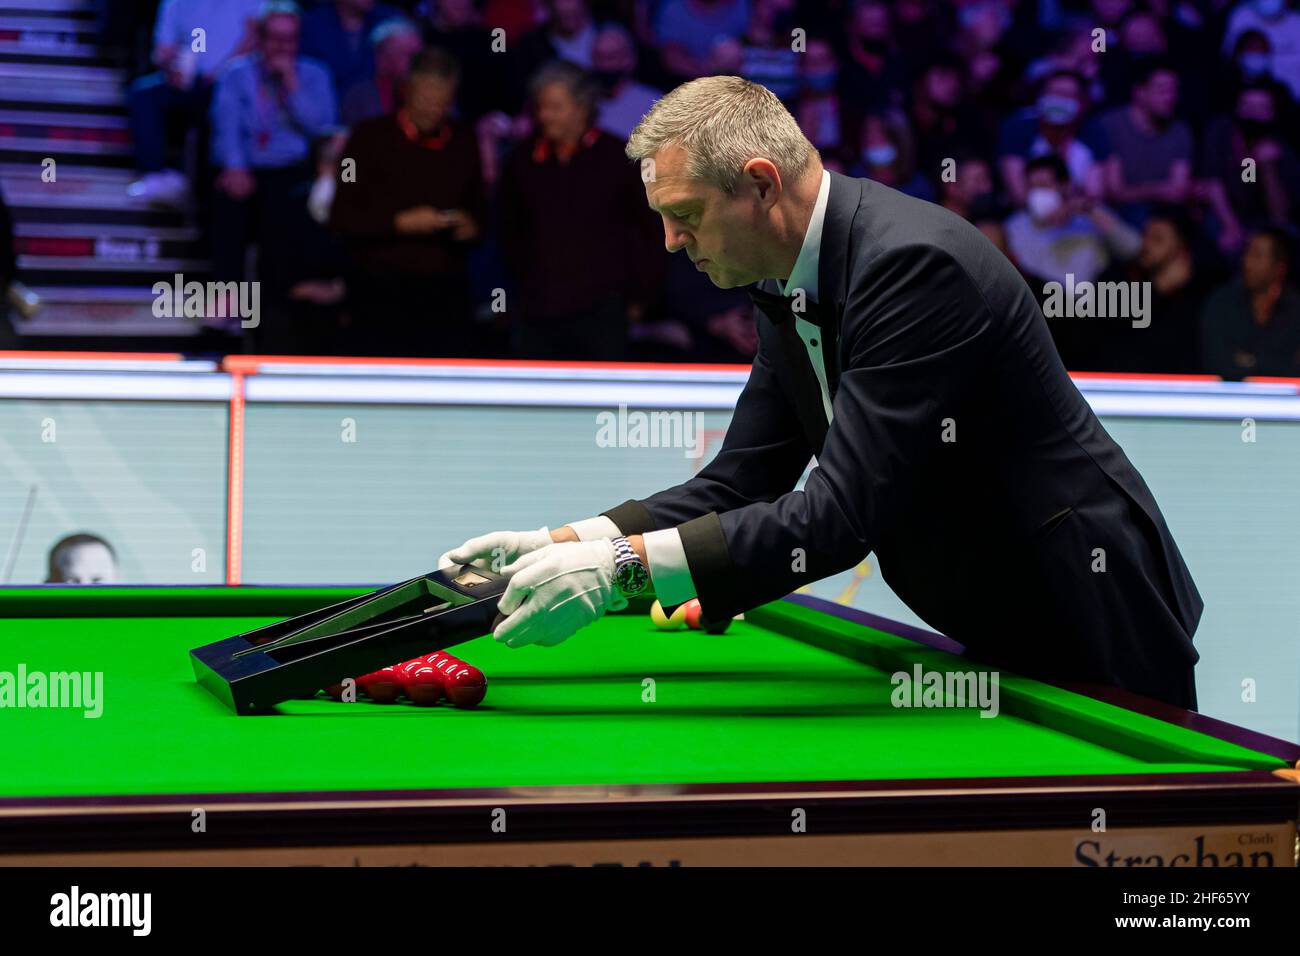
[1026,187,1063,222]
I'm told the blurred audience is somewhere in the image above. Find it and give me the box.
[82,0,1300,374]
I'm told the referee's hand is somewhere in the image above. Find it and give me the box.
[438,527,553,575]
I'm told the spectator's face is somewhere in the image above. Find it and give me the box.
[1039,76,1083,127]
[1237,89,1276,135]
[804,40,836,74]
[376,31,422,78]
[958,1,1010,47]
[644,144,773,289]
[535,81,589,141]
[1236,36,1272,77]
[551,0,590,33]
[951,159,991,203]
[922,66,961,108]
[1242,234,1285,291]
[52,543,118,585]
[406,74,457,129]
[341,0,376,15]
[1137,71,1178,121]
[1025,167,1065,222]
[852,2,890,41]
[260,14,300,66]
[592,30,635,76]
[1121,14,1164,54]
[1138,219,1182,270]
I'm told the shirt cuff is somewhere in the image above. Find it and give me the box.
[565,515,622,541]
[643,528,697,607]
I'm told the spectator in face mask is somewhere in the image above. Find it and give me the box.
[1005,155,1141,370]
[592,24,662,140]
[849,112,935,201]
[1004,153,1141,288]
[997,70,1110,207]
[1223,0,1300,101]
[1214,29,1299,133]
[1199,83,1300,231]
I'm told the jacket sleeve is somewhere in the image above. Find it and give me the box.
[602,320,814,534]
[670,244,996,619]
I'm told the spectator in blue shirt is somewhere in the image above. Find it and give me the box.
[209,1,338,330]
[301,0,405,104]
[126,0,262,206]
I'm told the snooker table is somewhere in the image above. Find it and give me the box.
[0,586,1296,867]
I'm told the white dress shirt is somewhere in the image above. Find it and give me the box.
[570,169,835,608]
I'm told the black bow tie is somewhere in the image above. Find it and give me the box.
[748,285,825,326]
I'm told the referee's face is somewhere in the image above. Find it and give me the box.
[643,145,769,289]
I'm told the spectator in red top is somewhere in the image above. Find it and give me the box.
[498,61,665,360]
[330,49,486,357]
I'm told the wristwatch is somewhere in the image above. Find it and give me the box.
[610,536,650,597]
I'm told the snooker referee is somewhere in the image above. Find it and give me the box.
[440,76,1203,710]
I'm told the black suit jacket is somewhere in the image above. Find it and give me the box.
[604,172,1203,706]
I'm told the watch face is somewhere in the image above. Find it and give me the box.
[617,560,650,595]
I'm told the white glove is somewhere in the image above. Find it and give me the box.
[493,539,629,648]
[438,527,553,574]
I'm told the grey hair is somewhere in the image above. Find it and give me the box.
[529,59,600,121]
[626,76,816,194]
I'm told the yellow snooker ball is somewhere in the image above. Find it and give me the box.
[650,600,688,630]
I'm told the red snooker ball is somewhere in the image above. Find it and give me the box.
[364,668,403,704]
[443,664,487,709]
[682,598,702,629]
[406,667,444,706]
